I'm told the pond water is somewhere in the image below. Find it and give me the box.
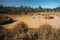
[2,14,60,29]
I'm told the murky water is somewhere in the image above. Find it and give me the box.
[2,14,60,29]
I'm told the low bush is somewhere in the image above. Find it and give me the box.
[0,24,60,40]
[0,15,14,25]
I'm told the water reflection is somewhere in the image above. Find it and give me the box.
[49,16,60,28]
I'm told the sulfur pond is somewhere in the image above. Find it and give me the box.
[2,14,60,29]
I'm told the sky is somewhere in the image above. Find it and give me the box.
[0,0,60,8]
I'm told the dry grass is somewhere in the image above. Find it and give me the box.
[0,22,60,40]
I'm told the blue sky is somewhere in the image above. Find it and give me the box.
[0,0,60,8]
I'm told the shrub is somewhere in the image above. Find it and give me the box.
[7,22,29,40]
[0,15,14,25]
[0,25,11,40]
[53,29,60,40]
[27,29,38,40]
[12,22,28,34]
[38,24,54,40]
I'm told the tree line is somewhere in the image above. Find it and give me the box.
[0,5,60,14]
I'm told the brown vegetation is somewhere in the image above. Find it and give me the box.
[0,14,14,25]
[0,22,60,40]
